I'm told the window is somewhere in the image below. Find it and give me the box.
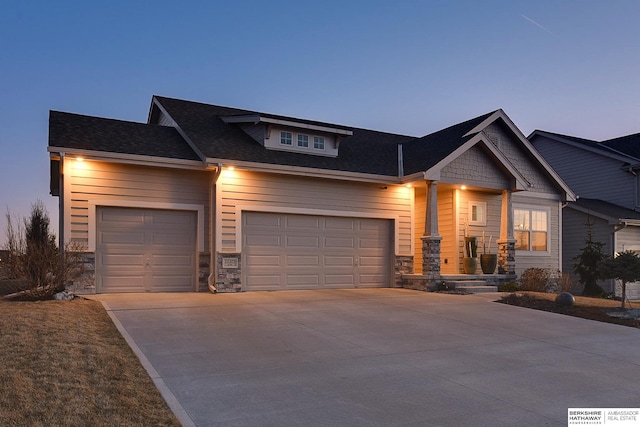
[468,201,486,226]
[280,131,292,145]
[297,134,309,148]
[314,136,325,150]
[514,208,548,252]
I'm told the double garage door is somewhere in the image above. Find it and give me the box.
[96,207,197,293]
[243,212,392,291]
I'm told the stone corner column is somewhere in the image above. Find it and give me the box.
[421,235,443,278]
[496,239,516,275]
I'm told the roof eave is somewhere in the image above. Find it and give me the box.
[205,157,401,184]
[48,146,208,170]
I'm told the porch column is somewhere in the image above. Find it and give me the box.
[497,189,516,275]
[421,180,442,277]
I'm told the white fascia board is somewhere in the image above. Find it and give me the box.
[220,114,353,136]
[48,147,207,171]
[151,97,207,163]
[205,157,400,184]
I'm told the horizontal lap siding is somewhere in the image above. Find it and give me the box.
[616,227,640,252]
[218,170,413,255]
[65,160,210,247]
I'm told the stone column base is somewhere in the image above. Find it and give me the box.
[497,239,516,275]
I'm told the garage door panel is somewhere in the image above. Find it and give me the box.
[151,232,194,246]
[100,275,145,293]
[324,256,354,266]
[286,235,319,248]
[100,231,145,245]
[286,255,320,266]
[246,275,282,289]
[100,208,145,224]
[246,254,281,266]
[245,234,281,247]
[245,212,282,227]
[359,256,385,266]
[243,212,390,291]
[286,215,320,229]
[100,253,144,266]
[324,274,356,286]
[152,254,194,267]
[286,275,320,287]
[324,217,356,231]
[324,237,356,249]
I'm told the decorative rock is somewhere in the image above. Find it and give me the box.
[53,291,75,301]
[555,292,575,307]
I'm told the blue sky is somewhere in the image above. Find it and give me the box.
[1,0,639,243]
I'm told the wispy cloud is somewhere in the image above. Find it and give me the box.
[521,14,554,35]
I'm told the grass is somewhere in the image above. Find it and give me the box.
[499,291,640,329]
[0,298,180,426]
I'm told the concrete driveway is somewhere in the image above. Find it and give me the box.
[95,289,640,426]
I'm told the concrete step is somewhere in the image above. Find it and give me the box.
[455,285,498,293]
[444,280,498,294]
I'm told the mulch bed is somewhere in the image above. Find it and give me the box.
[498,293,640,329]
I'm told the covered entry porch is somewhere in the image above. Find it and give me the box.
[403,180,518,292]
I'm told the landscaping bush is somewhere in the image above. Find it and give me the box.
[498,282,520,292]
[519,268,550,292]
[3,202,84,300]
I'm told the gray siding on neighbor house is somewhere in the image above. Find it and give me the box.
[64,160,210,248]
[562,207,613,272]
[216,170,413,256]
[532,135,636,209]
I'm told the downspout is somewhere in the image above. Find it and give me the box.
[207,164,223,293]
[58,153,65,258]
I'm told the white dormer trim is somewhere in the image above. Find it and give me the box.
[221,115,353,136]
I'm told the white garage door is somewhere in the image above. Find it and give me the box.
[243,212,392,291]
[96,207,197,293]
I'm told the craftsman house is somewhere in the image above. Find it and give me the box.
[529,130,640,297]
[48,96,574,293]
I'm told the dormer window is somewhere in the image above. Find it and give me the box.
[314,136,325,150]
[280,132,292,145]
[297,134,309,148]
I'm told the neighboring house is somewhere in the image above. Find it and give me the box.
[48,96,574,294]
[529,130,640,297]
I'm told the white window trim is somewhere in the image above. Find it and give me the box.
[280,131,292,145]
[513,204,550,255]
[313,136,325,150]
[468,201,487,226]
[87,198,205,252]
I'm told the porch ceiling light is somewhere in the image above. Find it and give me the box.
[461,185,467,190]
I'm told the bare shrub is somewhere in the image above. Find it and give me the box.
[519,268,550,292]
[3,203,84,301]
[557,272,575,293]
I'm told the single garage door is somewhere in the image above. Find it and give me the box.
[243,212,392,291]
[96,207,197,293]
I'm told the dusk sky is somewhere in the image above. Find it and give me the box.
[1,0,639,244]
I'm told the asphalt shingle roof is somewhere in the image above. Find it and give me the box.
[49,96,504,179]
[402,111,496,175]
[602,133,640,160]
[49,111,201,161]
[154,96,414,176]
